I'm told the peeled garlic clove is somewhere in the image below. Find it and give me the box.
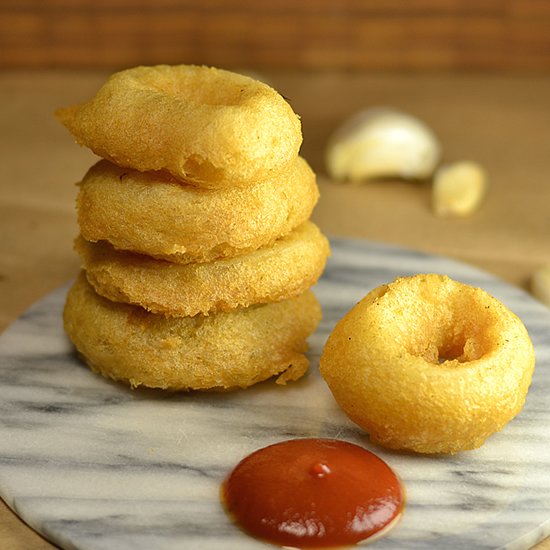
[326,107,441,182]
[432,161,488,217]
[531,264,550,307]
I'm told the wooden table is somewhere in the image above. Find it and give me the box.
[1,70,549,549]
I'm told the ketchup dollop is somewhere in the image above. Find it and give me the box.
[222,438,404,548]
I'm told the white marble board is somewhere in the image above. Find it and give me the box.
[1,237,549,550]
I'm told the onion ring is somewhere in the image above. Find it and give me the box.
[320,274,535,454]
[64,273,321,391]
[77,157,318,263]
[75,221,330,317]
[56,65,302,188]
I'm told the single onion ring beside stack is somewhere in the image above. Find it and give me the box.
[75,221,330,317]
[64,273,322,391]
[56,65,302,188]
[76,157,318,263]
[320,274,535,454]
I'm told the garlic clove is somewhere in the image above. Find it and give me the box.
[432,161,488,218]
[531,264,550,307]
[326,107,441,182]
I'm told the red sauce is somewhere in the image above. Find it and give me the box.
[221,438,404,548]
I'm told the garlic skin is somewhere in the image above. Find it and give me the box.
[326,108,441,182]
[531,264,550,307]
[432,161,488,218]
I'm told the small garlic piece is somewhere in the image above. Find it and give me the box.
[326,107,441,182]
[432,161,488,217]
[531,264,550,307]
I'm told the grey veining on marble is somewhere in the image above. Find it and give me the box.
[1,237,549,550]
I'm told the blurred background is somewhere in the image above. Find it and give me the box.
[1,0,550,319]
[2,0,550,71]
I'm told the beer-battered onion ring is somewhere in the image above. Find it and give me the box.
[77,157,318,263]
[75,222,330,317]
[64,273,321,391]
[56,65,302,188]
[320,274,535,454]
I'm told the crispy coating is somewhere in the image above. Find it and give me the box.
[75,222,330,317]
[64,273,322,391]
[77,157,318,263]
[56,65,302,188]
[320,274,535,454]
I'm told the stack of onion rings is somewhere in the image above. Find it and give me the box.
[58,64,328,391]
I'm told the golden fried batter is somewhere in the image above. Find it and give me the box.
[56,65,302,188]
[320,274,535,454]
[75,222,330,317]
[64,273,322,391]
[77,157,318,263]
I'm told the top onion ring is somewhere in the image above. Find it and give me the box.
[56,65,303,188]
